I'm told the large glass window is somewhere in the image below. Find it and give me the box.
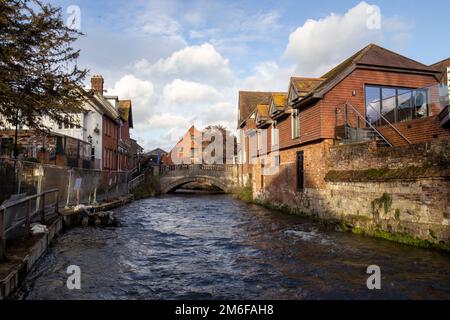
[382,88,396,124]
[365,85,429,126]
[365,86,381,125]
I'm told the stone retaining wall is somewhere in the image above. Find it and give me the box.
[254,138,450,249]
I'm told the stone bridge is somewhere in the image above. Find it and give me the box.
[156,164,239,194]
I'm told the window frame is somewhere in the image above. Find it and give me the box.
[365,84,429,125]
[271,121,279,148]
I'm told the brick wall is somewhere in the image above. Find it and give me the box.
[253,139,334,201]
[377,115,450,146]
[328,138,450,171]
[102,116,119,171]
[253,138,450,246]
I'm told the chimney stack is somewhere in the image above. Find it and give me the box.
[91,75,104,95]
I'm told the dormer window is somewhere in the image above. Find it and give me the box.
[289,86,299,105]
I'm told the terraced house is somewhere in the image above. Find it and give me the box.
[237,44,450,246]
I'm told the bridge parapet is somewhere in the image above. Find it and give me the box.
[157,164,239,193]
[160,164,235,174]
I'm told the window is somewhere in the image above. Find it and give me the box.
[292,109,300,139]
[260,159,265,189]
[365,85,429,125]
[296,151,304,191]
[271,122,279,148]
[257,130,263,152]
[274,155,280,169]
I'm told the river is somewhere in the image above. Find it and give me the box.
[17,194,450,300]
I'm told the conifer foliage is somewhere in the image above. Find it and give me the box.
[0,0,87,130]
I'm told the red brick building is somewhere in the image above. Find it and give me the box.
[163,125,236,165]
[237,92,272,186]
[238,44,450,200]
[91,76,121,171]
[118,100,134,171]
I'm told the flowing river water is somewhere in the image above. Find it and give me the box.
[17,194,450,300]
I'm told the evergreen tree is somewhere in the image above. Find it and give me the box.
[0,0,87,130]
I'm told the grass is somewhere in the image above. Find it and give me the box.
[348,227,450,252]
[325,165,448,182]
[232,185,253,203]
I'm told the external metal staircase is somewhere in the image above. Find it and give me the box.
[336,102,412,148]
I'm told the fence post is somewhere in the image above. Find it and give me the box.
[65,168,73,209]
[35,164,44,212]
[26,198,32,233]
[41,192,46,224]
[93,187,97,205]
[16,160,23,194]
[0,208,5,260]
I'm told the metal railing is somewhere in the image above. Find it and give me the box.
[128,174,145,192]
[0,188,59,260]
[365,102,412,145]
[336,102,393,147]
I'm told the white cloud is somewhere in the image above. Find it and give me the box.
[140,113,192,130]
[163,79,223,104]
[108,75,155,122]
[203,102,237,128]
[283,1,411,76]
[241,61,295,92]
[136,43,234,84]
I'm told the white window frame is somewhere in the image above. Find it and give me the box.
[257,130,262,152]
[271,121,279,148]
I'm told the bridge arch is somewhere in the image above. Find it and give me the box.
[160,175,232,194]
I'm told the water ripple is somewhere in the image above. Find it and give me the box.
[18,194,450,300]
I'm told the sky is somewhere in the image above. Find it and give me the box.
[49,0,450,151]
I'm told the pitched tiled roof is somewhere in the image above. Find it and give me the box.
[269,93,289,119]
[271,93,288,108]
[238,91,272,127]
[430,58,450,82]
[255,103,272,128]
[118,100,133,128]
[294,44,440,107]
[431,57,450,71]
[256,104,270,118]
[291,78,324,97]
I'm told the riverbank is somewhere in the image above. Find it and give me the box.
[0,194,134,300]
[232,184,450,253]
[255,199,450,253]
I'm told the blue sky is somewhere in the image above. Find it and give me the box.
[49,0,450,151]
